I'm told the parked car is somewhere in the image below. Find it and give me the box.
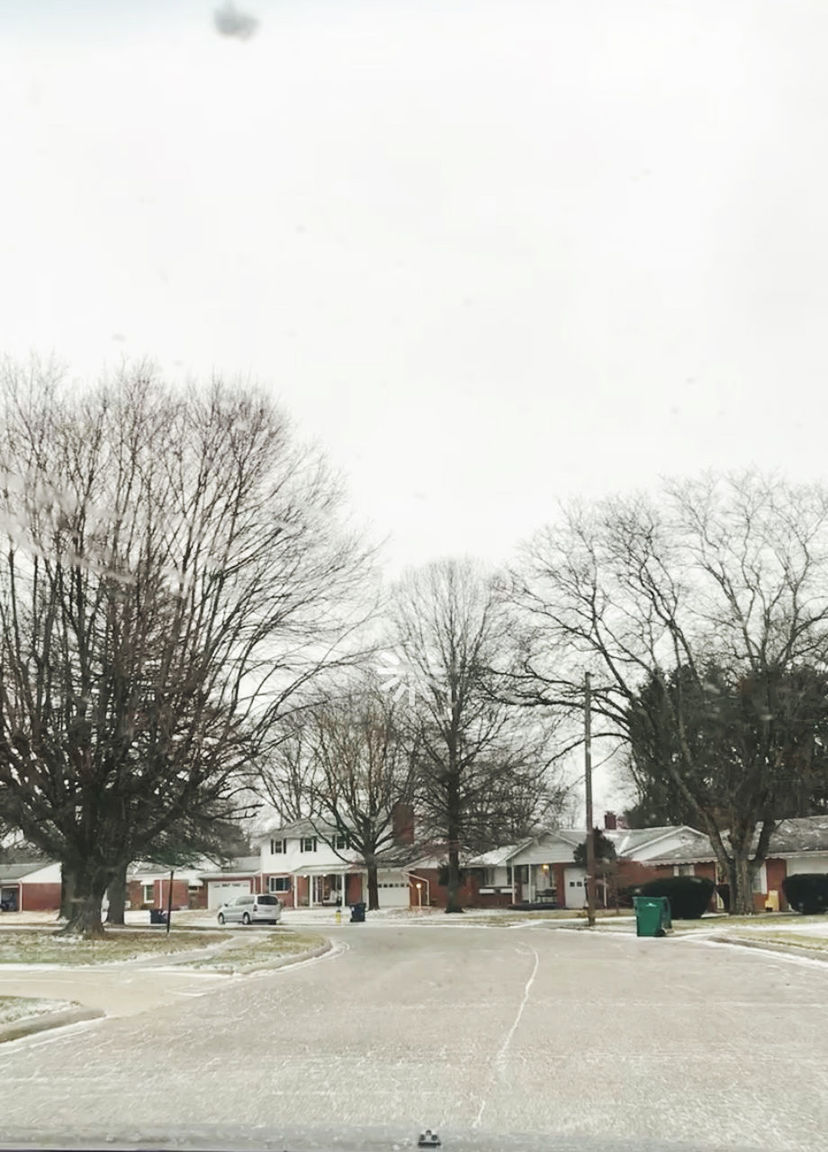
[217,892,282,926]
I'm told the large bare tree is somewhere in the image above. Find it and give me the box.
[392,559,564,912]
[305,682,417,910]
[507,472,828,914]
[0,361,371,934]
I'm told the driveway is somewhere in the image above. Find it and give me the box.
[0,922,825,1150]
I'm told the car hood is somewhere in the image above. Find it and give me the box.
[0,1123,761,1152]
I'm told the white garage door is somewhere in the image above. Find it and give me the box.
[208,880,251,909]
[786,854,828,876]
[563,867,587,909]
[377,871,410,908]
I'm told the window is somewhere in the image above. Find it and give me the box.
[256,894,278,905]
[270,838,286,854]
[300,836,317,852]
[269,876,290,893]
[334,833,349,850]
[142,883,154,904]
[482,868,496,886]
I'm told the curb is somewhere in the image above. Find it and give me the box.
[0,1005,104,1045]
[180,937,333,976]
[707,933,828,963]
[242,939,333,974]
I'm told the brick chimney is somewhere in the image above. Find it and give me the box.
[604,810,617,831]
[391,802,414,845]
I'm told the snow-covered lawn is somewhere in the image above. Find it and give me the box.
[0,929,226,966]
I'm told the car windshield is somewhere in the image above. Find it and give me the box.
[1,3,828,1152]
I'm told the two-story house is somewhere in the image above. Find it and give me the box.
[198,817,413,910]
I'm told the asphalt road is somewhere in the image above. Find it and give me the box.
[1,922,826,1151]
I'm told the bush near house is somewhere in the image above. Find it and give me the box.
[782,874,828,915]
[622,875,715,919]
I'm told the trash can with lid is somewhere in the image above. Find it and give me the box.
[149,908,168,925]
[349,902,366,923]
[633,896,671,937]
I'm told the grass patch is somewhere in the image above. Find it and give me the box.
[0,995,77,1026]
[181,928,327,973]
[0,929,225,966]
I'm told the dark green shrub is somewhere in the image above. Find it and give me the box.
[627,874,715,919]
[782,873,828,915]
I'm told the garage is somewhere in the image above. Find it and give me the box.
[377,870,410,908]
[207,880,251,909]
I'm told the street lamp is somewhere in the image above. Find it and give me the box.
[416,882,422,910]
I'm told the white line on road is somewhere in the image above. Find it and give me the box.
[472,944,540,1130]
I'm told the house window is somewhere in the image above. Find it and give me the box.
[482,868,496,886]
[270,839,286,854]
[334,833,349,850]
[269,877,290,893]
[300,837,317,853]
[142,883,154,904]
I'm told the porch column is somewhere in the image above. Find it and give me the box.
[510,866,516,905]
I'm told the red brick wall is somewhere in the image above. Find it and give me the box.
[126,880,146,908]
[157,878,190,910]
[346,874,363,903]
[20,882,61,912]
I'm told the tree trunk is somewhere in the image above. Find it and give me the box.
[59,862,113,938]
[728,854,756,916]
[59,863,77,921]
[106,863,128,925]
[446,842,464,913]
[367,863,379,911]
[445,768,464,913]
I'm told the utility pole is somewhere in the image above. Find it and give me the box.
[585,671,596,928]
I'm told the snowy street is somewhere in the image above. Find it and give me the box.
[0,921,826,1150]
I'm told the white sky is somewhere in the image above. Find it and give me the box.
[3,0,828,808]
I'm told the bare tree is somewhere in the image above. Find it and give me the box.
[259,714,320,824]
[303,682,417,910]
[392,559,563,913]
[0,361,372,935]
[507,472,828,914]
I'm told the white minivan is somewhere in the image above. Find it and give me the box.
[217,892,282,926]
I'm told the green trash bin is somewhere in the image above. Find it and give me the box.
[633,896,671,937]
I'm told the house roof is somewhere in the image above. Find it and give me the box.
[199,854,262,879]
[0,861,50,883]
[767,816,828,854]
[467,841,532,869]
[644,816,828,865]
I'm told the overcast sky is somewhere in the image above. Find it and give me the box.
[3,0,828,806]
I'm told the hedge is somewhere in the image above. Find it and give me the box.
[781,873,828,915]
[624,874,715,919]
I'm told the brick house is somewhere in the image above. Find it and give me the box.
[125,863,208,912]
[642,815,828,911]
[0,861,61,912]
[254,819,412,909]
[408,820,712,910]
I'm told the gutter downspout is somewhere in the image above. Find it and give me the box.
[406,872,431,909]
